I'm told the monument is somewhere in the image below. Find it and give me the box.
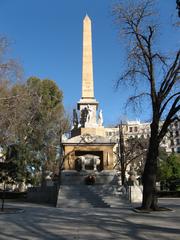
[61,15,116,184]
[77,15,98,128]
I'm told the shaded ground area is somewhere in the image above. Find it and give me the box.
[0,199,179,240]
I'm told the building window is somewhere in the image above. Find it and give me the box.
[129,127,133,132]
[176,139,180,145]
[176,131,179,137]
[134,127,138,132]
[177,147,180,153]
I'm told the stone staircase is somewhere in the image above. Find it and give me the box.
[88,185,128,208]
[56,184,128,208]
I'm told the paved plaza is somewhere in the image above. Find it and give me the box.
[0,199,179,240]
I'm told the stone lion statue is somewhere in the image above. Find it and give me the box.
[77,154,100,171]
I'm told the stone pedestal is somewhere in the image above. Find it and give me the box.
[63,135,115,171]
[61,170,118,185]
[129,185,143,203]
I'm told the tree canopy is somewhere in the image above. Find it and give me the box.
[0,38,70,189]
[159,154,180,181]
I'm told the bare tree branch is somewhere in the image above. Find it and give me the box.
[159,96,180,141]
[160,92,180,117]
[125,150,147,168]
[159,50,180,99]
[152,53,168,65]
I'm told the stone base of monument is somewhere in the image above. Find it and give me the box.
[60,170,118,185]
[56,170,130,208]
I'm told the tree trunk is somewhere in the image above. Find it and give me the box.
[142,123,159,210]
[119,124,126,185]
[121,163,126,185]
[58,131,63,185]
[1,182,5,212]
[41,165,47,189]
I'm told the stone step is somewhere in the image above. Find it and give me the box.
[56,184,127,208]
[87,185,129,208]
[57,185,110,208]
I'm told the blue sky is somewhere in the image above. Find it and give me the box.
[0,0,179,125]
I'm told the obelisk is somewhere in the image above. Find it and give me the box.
[82,14,94,98]
[77,15,98,124]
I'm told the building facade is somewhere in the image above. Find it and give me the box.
[105,119,180,154]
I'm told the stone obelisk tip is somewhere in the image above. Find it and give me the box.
[84,14,90,21]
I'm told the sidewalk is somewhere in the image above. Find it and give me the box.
[0,199,179,240]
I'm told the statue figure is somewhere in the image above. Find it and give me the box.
[86,104,93,123]
[73,109,78,129]
[128,166,138,186]
[80,107,88,127]
[98,109,103,126]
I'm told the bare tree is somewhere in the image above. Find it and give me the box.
[177,0,180,17]
[113,0,180,210]
[0,36,22,146]
[116,123,148,185]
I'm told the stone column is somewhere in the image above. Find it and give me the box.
[82,15,94,99]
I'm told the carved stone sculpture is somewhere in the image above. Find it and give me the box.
[86,104,93,123]
[80,107,88,127]
[77,154,100,171]
[73,109,78,129]
[98,109,103,126]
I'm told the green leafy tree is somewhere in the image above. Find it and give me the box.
[1,76,69,188]
[160,154,180,181]
[10,77,70,187]
[0,36,69,189]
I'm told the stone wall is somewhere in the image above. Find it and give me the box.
[61,170,118,185]
[27,185,59,206]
